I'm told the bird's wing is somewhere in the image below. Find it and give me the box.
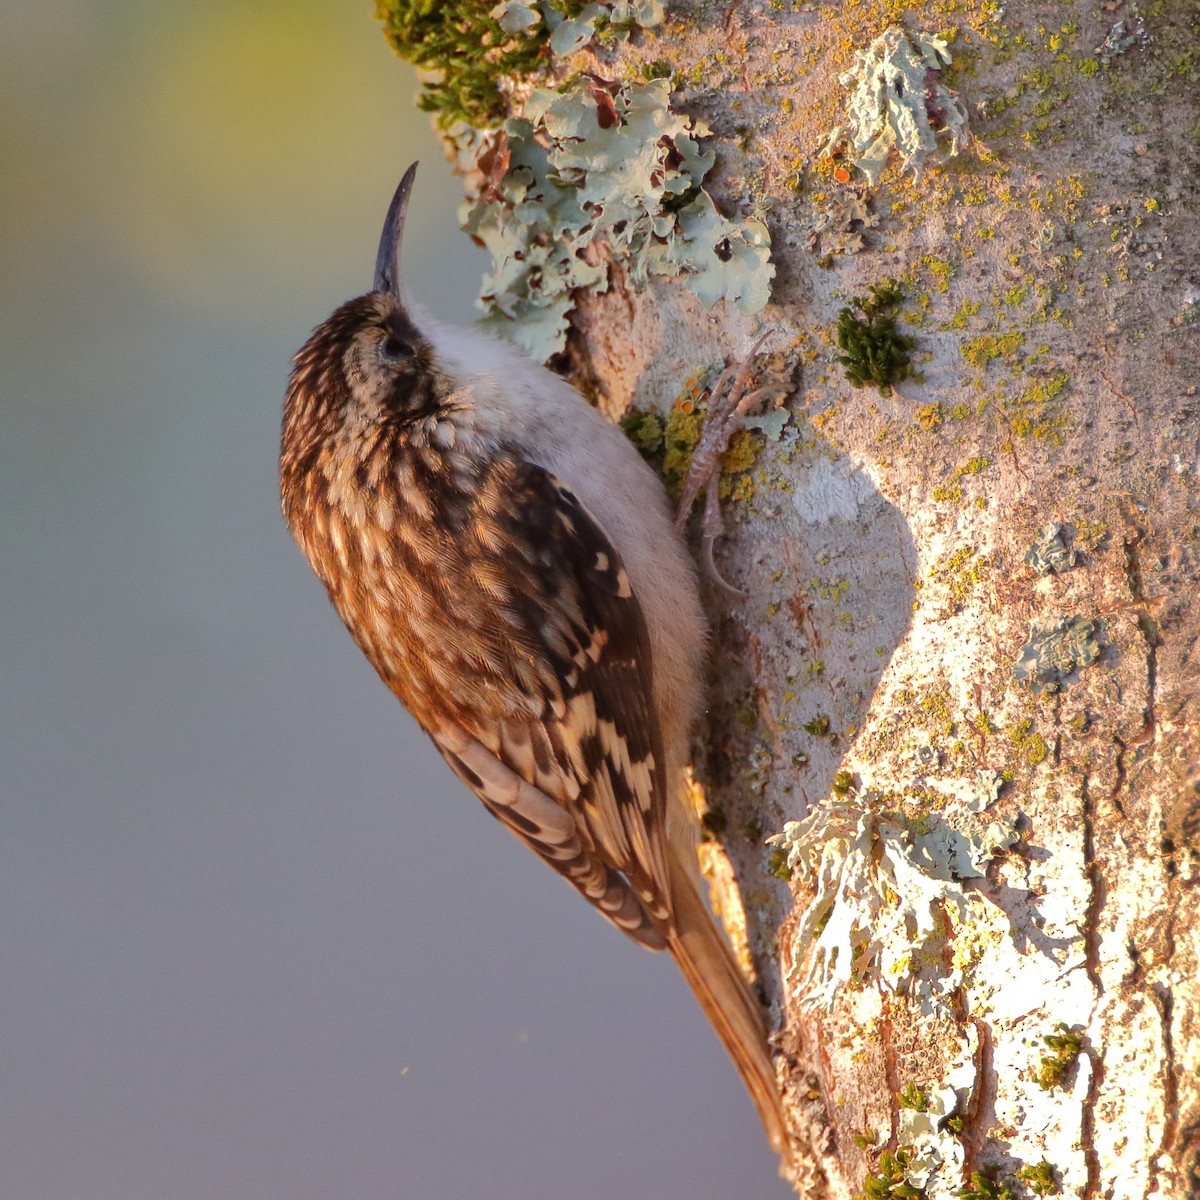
[426,456,674,949]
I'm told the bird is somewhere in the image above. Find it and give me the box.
[279,162,787,1153]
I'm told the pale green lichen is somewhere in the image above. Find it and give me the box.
[895,1037,980,1198]
[821,28,971,185]
[1094,15,1148,65]
[1012,617,1101,694]
[1024,523,1077,576]
[535,0,665,55]
[766,795,1019,1013]
[461,77,773,360]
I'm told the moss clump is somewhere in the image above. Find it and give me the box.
[835,281,916,395]
[376,2,669,130]
[1033,1023,1083,1089]
[620,400,695,491]
[860,1150,925,1200]
[659,403,704,495]
[375,1,561,127]
[958,1172,1014,1200]
[897,1082,930,1111]
[1015,1160,1061,1196]
[767,846,793,880]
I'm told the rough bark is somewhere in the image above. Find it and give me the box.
[408,1,1200,1196]
[567,5,1200,1198]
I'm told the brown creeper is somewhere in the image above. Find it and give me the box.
[279,164,786,1152]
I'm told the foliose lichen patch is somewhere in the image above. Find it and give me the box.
[820,27,971,186]
[461,76,773,360]
[766,781,1020,1014]
[1011,616,1101,694]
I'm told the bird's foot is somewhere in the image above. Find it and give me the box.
[673,331,790,598]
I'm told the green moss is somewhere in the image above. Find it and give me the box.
[1006,371,1070,441]
[721,428,759,476]
[1024,734,1048,764]
[375,0,556,127]
[1015,1161,1061,1196]
[1074,516,1109,553]
[835,280,916,396]
[958,1172,1014,1200]
[897,1082,930,1111]
[1033,1023,1083,1089]
[918,689,955,736]
[932,484,964,504]
[860,1150,924,1200]
[972,711,996,735]
[767,846,793,880]
[374,0,663,127]
[638,58,675,81]
[832,770,856,795]
[804,714,832,737]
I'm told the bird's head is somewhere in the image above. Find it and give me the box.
[282,163,442,471]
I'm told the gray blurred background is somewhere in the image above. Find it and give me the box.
[0,2,789,1196]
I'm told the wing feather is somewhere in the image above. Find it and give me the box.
[424,456,675,944]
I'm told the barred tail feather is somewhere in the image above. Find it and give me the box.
[665,851,788,1154]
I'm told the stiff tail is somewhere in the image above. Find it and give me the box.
[665,851,788,1153]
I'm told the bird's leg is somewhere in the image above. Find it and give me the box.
[673,332,789,598]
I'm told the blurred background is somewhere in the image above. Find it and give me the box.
[0,1,789,1197]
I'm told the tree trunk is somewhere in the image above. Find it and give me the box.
[381,2,1200,1195]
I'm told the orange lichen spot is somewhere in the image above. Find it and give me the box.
[673,372,709,415]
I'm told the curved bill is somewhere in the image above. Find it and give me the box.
[373,162,418,297]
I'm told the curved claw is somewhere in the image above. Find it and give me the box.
[674,331,791,604]
[699,473,748,600]
[701,535,749,600]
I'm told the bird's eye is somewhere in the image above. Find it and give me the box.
[382,334,411,360]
